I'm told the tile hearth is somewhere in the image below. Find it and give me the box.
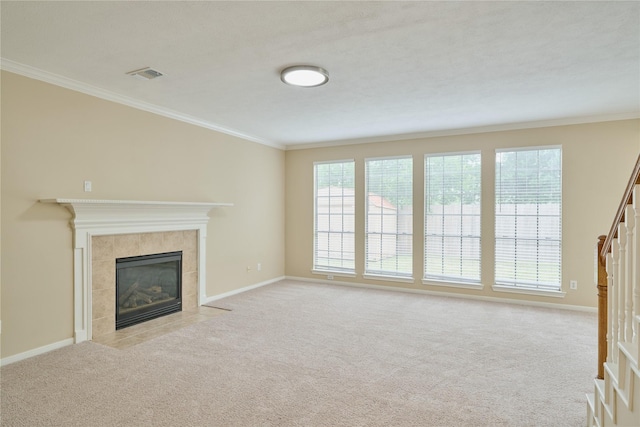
[92,306,228,349]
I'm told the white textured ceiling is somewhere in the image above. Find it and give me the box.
[1,1,639,149]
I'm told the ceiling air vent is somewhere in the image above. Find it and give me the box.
[126,67,164,80]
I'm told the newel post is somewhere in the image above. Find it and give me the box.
[596,235,608,380]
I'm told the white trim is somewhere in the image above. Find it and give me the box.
[285,276,595,313]
[40,199,232,343]
[492,284,567,298]
[0,58,284,150]
[495,144,562,153]
[618,342,640,377]
[1,338,74,366]
[313,158,356,166]
[203,276,284,304]
[422,279,483,290]
[424,150,482,158]
[312,270,357,278]
[362,274,415,284]
[364,154,413,162]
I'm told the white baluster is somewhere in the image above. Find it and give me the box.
[633,185,640,344]
[611,242,620,363]
[618,225,627,345]
[607,252,615,363]
[625,205,635,343]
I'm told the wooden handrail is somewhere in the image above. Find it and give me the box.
[600,153,640,261]
[596,152,640,380]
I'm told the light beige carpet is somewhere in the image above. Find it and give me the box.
[1,279,596,426]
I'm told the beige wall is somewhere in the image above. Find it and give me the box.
[285,119,640,308]
[0,71,285,358]
[2,69,638,360]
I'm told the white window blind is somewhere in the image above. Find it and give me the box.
[314,160,355,273]
[365,156,413,278]
[424,153,481,283]
[495,147,562,290]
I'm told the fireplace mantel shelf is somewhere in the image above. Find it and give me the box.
[40,198,232,343]
[40,198,233,209]
[41,198,233,231]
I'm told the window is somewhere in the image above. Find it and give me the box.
[495,147,562,291]
[424,153,481,283]
[314,160,355,274]
[365,156,413,279]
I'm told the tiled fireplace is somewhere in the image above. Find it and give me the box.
[40,199,232,343]
[91,230,198,338]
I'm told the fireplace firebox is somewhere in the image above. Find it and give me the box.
[115,251,182,330]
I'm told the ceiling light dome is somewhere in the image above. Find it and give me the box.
[280,65,329,87]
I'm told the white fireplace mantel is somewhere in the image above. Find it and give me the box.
[41,198,233,343]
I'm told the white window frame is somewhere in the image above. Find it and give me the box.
[423,151,482,287]
[363,155,413,282]
[312,160,356,276]
[493,146,563,296]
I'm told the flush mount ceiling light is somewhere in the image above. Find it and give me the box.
[280,65,329,87]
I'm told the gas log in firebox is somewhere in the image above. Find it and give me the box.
[115,251,182,329]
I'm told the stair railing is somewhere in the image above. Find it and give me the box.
[596,153,640,379]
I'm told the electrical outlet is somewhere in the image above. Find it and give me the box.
[246,266,252,272]
[570,280,578,290]
[84,180,92,192]
[257,263,261,271]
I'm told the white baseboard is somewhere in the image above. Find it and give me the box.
[0,277,284,366]
[284,275,597,313]
[203,276,285,305]
[0,274,592,366]
[1,338,74,367]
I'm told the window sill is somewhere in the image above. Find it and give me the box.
[492,284,566,298]
[362,274,415,284]
[422,279,483,290]
[311,269,356,278]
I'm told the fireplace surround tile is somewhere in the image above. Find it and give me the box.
[183,249,197,273]
[92,260,115,291]
[140,232,164,254]
[161,231,185,253]
[182,296,198,311]
[182,230,197,253]
[92,235,114,262]
[91,231,199,339]
[113,234,141,259]
[92,288,115,319]
[183,271,198,298]
[93,315,115,338]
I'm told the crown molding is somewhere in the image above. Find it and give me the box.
[285,112,640,150]
[3,58,636,153]
[0,58,285,150]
